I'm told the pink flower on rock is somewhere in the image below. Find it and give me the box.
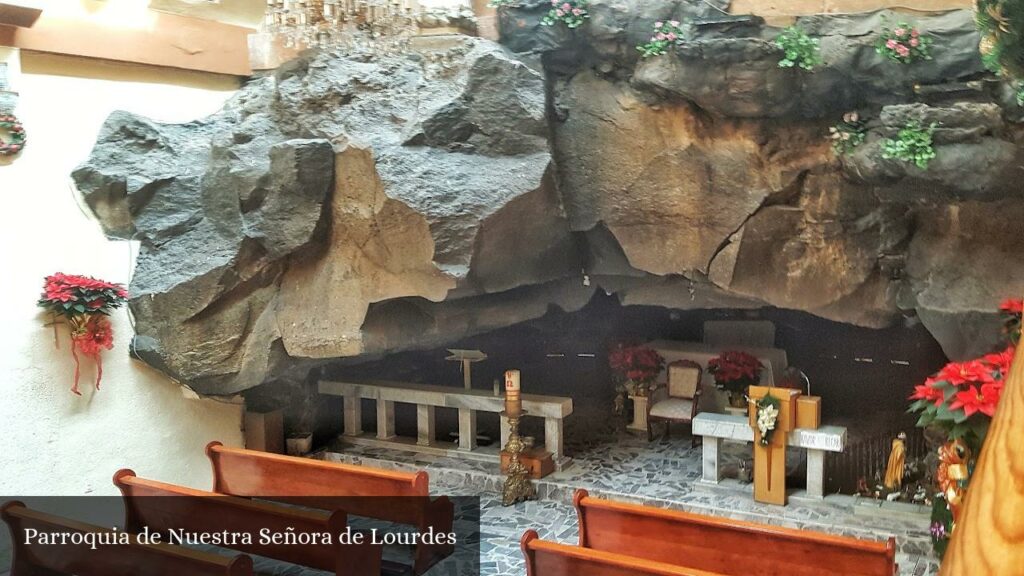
[896,44,910,57]
[894,27,906,37]
[910,38,919,47]
[886,39,897,49]
[655,21,663,28]
[562,2,570,10]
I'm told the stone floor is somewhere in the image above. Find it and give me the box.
[323,429,942,576]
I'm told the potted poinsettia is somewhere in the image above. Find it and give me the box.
[38,273,128,395]
[908,297,1019,557]
[708,350,764,408]
[609,344,665,398]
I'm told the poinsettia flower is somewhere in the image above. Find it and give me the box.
[933,360,996,387]
[982,346,1015,375]
[950,383,1001,417]
[909,382,944,404]
[1000,298,1024,315]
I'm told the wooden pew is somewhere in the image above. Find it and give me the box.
[521,530,725,576]
[114,469,382,576]
[1,500,254,576]
[205,441,454,574]
[572,489,897,576]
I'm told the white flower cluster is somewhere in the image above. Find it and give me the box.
[756,402,779,446]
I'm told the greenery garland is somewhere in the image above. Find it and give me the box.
[976,0,1024,79]
[0,113,26,156]
[755,395,781,446]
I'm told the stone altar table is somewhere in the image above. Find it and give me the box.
[319,379,573,469]
[693,412,846,499]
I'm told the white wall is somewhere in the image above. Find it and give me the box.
[0,50,244,496]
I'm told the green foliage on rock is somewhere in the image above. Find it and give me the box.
[775,26,822,71]
[882,121,937,169]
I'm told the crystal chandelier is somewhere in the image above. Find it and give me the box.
[264,0,421,53]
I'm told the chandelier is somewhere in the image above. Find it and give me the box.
[264,0,421,52]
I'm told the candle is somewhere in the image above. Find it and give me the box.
[505,370,521,416]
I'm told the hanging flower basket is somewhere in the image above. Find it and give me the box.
[0,113,26,156]
[37,273,128,395]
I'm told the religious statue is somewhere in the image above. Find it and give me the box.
[936,438,971,522]
[883,432,907,490]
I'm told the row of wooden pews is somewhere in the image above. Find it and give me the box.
[2,442,454,576]
[522,489,898,576]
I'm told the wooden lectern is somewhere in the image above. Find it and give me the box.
[748,386,800,505]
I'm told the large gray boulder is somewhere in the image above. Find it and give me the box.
[73,38,578,394]
[72,5,1024,395]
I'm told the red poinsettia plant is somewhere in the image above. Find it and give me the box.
[707,350,764,395]
[910,298,1020,448]
[911,297,1019,556]
[609,344,665,396]
[908,347,1013,445]
[38,273,128,395]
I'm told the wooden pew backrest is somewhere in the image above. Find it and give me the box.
[207,441,428,500]
[521,530,725,576]
[205,441,453,575]
[1,500,254,576]
[114,469,380,576]
[574,490,897,576]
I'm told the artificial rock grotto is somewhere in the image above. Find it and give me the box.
[72,0,1024,401]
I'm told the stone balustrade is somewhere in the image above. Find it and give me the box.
[693,412,847,499]
[318,379,574,469]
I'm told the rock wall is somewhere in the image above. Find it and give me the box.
[72,2,1024,395]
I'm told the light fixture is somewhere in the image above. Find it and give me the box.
[263,0,420,53]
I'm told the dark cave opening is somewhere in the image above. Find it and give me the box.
[311,291,949,452]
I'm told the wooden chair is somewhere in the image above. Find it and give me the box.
[1,500,254,576]
[573,489,897,576]
[205,441,454,575]
[648,359,703,444]
[521,530,724,576]
[114,469,382,576]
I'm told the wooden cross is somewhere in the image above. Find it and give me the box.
[748,386,800,506]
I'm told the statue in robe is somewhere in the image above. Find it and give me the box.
[884,432,907,490]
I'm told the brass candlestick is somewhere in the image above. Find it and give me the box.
[501,409,536,506]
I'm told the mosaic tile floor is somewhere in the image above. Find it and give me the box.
[323,430,942,576]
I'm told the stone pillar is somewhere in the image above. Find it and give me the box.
[343,397,362,437]
[805,448,825,499]
[458,408,477,451]
[545,417,564,461]
[627,394,649,433]
[376,400,395,440]
[702,436,722,483]
[417,405,435,447]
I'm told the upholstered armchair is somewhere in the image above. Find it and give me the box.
[647,359,703,444]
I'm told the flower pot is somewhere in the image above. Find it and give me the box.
[728,391,748,409]
[286,434,313,456]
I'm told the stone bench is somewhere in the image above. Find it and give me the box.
[693,412,846,499]
[319,379,573,468]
